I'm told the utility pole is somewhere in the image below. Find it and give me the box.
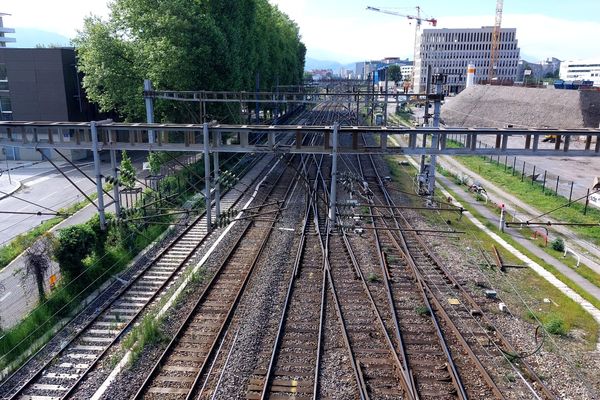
[255,72,260,124]
[110,149,121,218]
[384,67,389,126]
[144,79,155,144]
[213,131,221,218]
[427,73,445,201]
[329,123,339,228]
[91,120,109,230]
[420,65,432,173]
[203,123,212,230]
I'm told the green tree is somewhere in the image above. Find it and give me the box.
[387,65,402,83]
[53,225,96,284]
[147,151,163,175]
[120,150,136,188]
[73,0,306,122]
[86,214,112,257]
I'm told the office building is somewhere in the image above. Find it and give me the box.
[560,59,600,86]
[414,27,520,93]
[0,48,103,161]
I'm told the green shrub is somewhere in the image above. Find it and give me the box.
[545,316,568,336]
[53,224,96,285]
[551,238,565,252]
[415,305,431,316]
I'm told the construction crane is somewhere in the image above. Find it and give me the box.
[488,0,504,82]
[366,6,437,91]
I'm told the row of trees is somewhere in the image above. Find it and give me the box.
[74,0,306,122]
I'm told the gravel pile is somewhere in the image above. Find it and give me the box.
[442,85,600,129]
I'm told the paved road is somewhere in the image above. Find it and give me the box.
[0,153,146,329]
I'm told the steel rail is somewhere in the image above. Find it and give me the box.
[256,187,315,398]
[133,154,298,400]
[357,152,470,399]
[1,152,269,400]
[361,145,556,399]
[360,150,504,399]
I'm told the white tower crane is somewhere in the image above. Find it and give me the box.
[488,0,504,82]
[366,6,437,90]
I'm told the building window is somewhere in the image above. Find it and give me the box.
[0,64,7,91]
[0,95,12,120]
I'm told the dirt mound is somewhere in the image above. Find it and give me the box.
[441,85,600,129]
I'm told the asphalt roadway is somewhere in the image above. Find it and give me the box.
[0,154,145,329]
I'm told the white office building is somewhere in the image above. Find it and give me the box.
[414,27,520,93]
[400,65,413,80]
[560,60,600,86]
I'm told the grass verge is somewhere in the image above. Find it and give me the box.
[0,199,92,270]
[452,152,600,244]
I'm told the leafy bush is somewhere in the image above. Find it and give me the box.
[551,238,565,252]
[53,224,96,284]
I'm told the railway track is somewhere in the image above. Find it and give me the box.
[133,156,299,399]
[353,151,557,400]
[0,154,274,400]
[243,154,326,400]
[351,153,499,399]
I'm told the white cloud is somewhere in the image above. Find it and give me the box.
[2,0,110,38]
[271,2,600,63]
[439,14,600,61]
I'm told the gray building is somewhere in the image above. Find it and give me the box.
[0,48,103,161]
[0,13,15,48]
[414,27,520,94]
[516,57,561,82]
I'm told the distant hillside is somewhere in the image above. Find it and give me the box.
[8,28,71,48]
[305,57,356,72]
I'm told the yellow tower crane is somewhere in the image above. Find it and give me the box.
[488,0,504,82]
[366,6,437,91]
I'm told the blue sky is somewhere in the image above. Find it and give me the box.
[2,0,599,64]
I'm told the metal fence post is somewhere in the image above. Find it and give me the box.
[584,188,590,215]
[531,165,536,185]
[512,157,516,176]
[568,182,574,205]
[555,176,560,196]
[521,161,526,182]
[542,171,547,193]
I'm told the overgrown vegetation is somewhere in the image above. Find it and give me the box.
[415,305,431,316]
[0,148,220,370]
[551,238,565,252]
[0,199,93,271]
[122,314,167,365]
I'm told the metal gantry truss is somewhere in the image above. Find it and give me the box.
[1,121,598,156]
[2,119,600,231]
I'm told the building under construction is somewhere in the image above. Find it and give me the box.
[414,26,520,94]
